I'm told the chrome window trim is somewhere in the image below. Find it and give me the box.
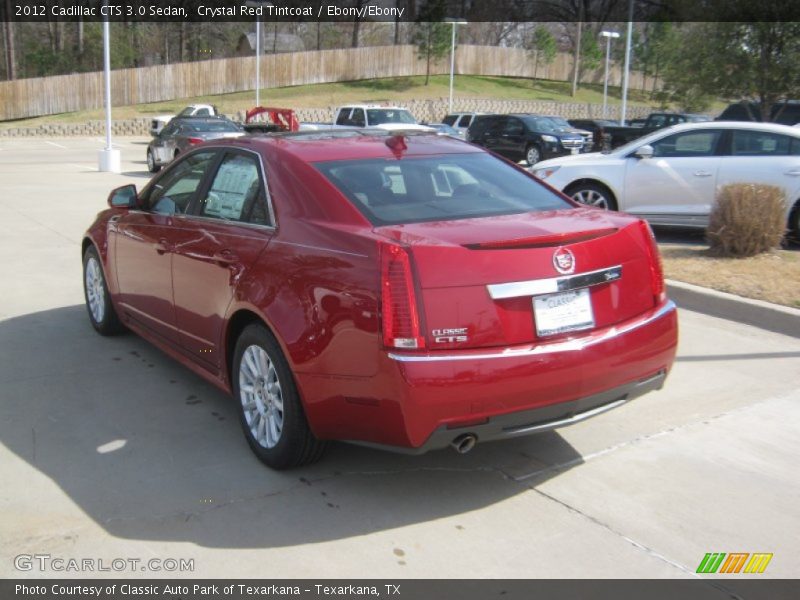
[486,265,622,300]
[388,300,675,363]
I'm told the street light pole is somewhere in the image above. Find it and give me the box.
[620,0,634,125]
[97,0,120,172]
[255,15,261,107]
[445,19,468,115]
[246,1,273,107]
[600,31,620,119]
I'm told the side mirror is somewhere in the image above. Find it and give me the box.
[634,144,654,159]
[108,184,138,209]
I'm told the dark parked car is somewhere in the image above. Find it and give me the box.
[716,101,800,125]
[600,112,712,148]
[146,116,243,173]
[467,114,585,165]
[84,130,677,469]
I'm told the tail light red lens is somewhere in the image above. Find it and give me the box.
[187,137,203,145]
[639,220,666,304]
[380,243,425,350]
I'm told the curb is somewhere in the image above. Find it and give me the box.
[666,279,800,339]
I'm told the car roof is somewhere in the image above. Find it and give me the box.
[660,121,800,135]
[208,130,482,162]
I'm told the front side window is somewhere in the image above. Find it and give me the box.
[315,153,569,226]
[199,153,269,225]
[731,130,795,156]
[651,130,721,158]
[147,151,216,215]
[351,109,366,127]
[442,115,457,126]
[457,114,473,127]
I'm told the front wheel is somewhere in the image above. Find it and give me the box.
[567,183,618,211]
[83,246,125,335]
[233,325,326,469]
[525,145,542,166]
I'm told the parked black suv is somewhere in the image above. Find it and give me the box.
[466,114,585,165]
[717,101,800,125]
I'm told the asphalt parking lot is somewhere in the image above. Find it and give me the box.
[1,137,799,580]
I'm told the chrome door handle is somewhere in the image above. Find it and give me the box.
[784,169,800,176]
[693,170,712,177]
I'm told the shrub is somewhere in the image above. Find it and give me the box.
[707,183,787,257]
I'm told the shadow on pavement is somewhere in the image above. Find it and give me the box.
[0,305,584,549]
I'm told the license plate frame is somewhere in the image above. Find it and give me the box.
[533,288,595,337]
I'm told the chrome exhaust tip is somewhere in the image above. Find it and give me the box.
[451,433,477,454]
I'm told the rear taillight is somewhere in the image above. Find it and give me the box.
[187,137,203,145]
[639,220,666,305]
[380,243,425,350]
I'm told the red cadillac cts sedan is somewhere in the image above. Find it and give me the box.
[82,130,678,469]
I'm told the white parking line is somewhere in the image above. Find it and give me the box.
[70,163,98,172]
[44,141,68,149]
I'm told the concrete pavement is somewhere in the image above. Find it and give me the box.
[0,137,798,579]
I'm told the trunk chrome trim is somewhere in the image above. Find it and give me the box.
[486,265,623,300]
[388,300,675,363]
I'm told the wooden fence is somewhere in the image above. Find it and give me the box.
[0,45,651,122]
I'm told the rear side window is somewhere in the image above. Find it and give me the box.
[315,153,570,226]
[442,115,457,126]
[731,130,796,156]
[336,109,352,126]
[198,153,269,224]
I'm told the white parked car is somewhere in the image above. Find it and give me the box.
[149,104,219,137]
[532,121,800,234]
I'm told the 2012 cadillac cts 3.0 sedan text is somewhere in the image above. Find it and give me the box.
[82,130,678,469]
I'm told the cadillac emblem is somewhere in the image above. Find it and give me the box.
[552,247,576,274]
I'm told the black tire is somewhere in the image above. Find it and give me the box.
[233,324,326,469]
[525,144,542,166]
[790,201,800,244]
[83,246,125,336]
[173,149,180,160]
[565,182,618,211]
[146,149,160,173]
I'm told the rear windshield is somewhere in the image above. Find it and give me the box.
[315,153,570,225]
[366,109,417,125]
[187,120,240,133]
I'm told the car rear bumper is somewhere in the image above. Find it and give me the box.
[350,368,667,455]
[300,300,678,452]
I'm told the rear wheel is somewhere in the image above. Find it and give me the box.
[525,145,542,166]
[790,200,800,243]
[83,246,125,335]
[566,182,618,211]
[146,149,160,173]
[233,325,326,469]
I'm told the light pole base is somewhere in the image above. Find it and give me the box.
[98,148,121,173]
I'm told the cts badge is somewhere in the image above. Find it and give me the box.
[432,328,468,344]
[552,247,576,274]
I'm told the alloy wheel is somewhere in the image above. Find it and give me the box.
[239,345,284,449]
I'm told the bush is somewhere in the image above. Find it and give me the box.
[707,183,787,257]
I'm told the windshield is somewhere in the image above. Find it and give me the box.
[366,109,417,125]
[521,116,558,133]
[544,117,572,131]
[187,120,240,133]
[315,153,570,226]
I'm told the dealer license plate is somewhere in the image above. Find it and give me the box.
[570,147,579,154]
[533,288,595,337]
